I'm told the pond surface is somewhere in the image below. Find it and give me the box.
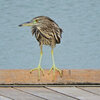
[0,0,100,69]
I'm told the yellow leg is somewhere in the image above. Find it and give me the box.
[30,46,44,81]
[48,48,62,80]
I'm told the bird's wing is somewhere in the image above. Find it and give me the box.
[37,25,62,43]
[37,26,53,39]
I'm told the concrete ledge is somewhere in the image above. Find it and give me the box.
[0,69,100,84]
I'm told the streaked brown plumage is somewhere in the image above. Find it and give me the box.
[31,16,62,48]
[19,16,63,80]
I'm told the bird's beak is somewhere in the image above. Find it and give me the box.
[19,21,33,27]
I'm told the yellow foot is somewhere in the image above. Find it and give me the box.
[30,65,44,81]
[48,65,63,81]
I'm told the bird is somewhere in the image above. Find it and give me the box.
[19,16,63,80]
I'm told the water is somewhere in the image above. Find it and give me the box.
[0,0,100,69]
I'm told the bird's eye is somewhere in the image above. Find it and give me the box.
[35,20,38,22]
[33,20,38,24]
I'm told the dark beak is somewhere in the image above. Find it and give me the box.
[19,21,33,27]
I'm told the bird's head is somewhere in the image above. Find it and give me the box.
[19,16,51,27]
[19,18,40,27]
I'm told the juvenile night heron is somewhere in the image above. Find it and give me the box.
[19,16,63,80]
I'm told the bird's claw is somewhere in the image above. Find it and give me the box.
[48,65,63,81]
[30,65,44,81]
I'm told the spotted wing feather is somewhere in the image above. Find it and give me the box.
[37,24,62,44]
